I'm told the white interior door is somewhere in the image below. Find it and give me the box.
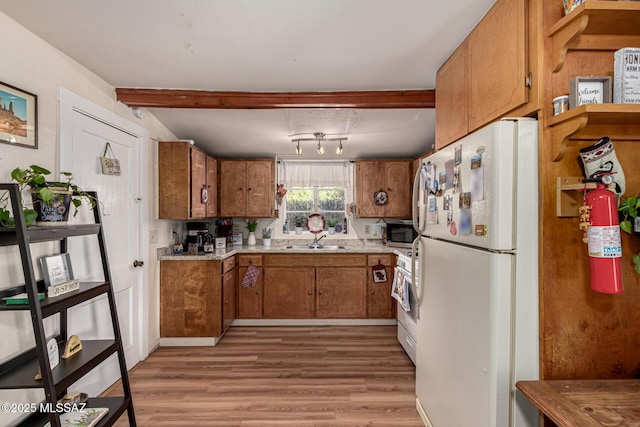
[59,89,147,395]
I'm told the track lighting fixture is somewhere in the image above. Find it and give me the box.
[291,132,347,156]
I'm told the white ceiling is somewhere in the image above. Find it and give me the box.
[0,0,496,159]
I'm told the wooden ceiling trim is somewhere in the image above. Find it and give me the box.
[115,88,435,109]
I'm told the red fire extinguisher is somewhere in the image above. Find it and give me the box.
[583,177,623,294]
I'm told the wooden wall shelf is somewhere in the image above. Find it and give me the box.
[556,176,615,217]
[548,1,640,72]
[548,104,640,162]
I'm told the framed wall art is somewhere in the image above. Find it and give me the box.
[0,81,37,149]
[569,76,612,109]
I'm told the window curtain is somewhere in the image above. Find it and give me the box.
[279,161,353,188]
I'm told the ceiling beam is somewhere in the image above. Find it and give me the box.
[115,88,435,109]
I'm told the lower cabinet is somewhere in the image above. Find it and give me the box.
[366,254,395,318]
[237,255,264,318]
[237,253,394,319]
[222,257,236,334]
[316,268,367,318]
[263,267,315,318]
[160,256,236,338]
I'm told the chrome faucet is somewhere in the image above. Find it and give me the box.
[311,234,327,247]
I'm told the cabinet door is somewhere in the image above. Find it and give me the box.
[436,43,469,150]
[356,160,383,218]
[238,266,263,318]
[468,0,527,131]
[206,155,217,218]
[316,268,367,318]
[222,269,236,334]
[384,160,412,218]
[246,160,274,218]
[158,141,190,219]
[366,255,395,319]
[160,260,220,337]
[219,160,247,217]
[190,146,207,219]
[263,268,315,318]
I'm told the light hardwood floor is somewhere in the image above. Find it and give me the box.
[108,325,423,426]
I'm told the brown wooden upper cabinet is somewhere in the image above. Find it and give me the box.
[355,159,412,218]
[219,159,275,218]
[436,0,530,149]
[158,141,217,219]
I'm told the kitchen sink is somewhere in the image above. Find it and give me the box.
[284,244,348,250]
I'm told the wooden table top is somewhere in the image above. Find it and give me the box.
[516,379,640,427]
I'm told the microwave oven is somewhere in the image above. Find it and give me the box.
[385,219,418,249]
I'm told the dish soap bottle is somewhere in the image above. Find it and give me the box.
[283,219,289,234]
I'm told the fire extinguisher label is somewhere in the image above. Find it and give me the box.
[587,225,622,258]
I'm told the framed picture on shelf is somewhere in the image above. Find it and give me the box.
[40,253,74,287]
[0,81,37,149]
[569,76,612,109]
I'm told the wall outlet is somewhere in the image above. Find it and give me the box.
[364,225,371,234]
[150,229,158,244]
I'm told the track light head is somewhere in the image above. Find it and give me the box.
[336,140,343,155]
[317,141,324,155]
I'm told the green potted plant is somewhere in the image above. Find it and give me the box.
[326,218,339,235]
[294,215,306,234]
[5,165,96,227]
[618,195,640,274]
[261,227,272,248]
[245,218,258,246]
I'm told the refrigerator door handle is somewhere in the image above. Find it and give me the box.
[411,236,423,318]
[412,162,425,234]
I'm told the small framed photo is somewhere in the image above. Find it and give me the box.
[569,76,612,109]
[40,254,74,287]
[0,81,37,149]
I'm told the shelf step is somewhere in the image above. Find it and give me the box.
[15,396,130,427]
[0,340,119,391]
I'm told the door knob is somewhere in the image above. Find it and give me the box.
[133,260,144,268]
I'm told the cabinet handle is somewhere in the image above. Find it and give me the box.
[371,290,375,295]
[256,291,260,295]
[248,187,252,191]
[225,300,229,304]
[318,291,323,296]
[307,291,312,296]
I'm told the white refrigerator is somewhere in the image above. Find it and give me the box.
[412,118,539,427]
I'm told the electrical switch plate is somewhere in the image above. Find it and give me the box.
[149,229,158,244]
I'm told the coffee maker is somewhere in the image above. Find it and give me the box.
[185,222,213,253]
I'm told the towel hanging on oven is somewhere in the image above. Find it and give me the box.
[391,267,410,312]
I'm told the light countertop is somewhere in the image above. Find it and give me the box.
[159,243,396,261]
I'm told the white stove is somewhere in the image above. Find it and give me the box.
[393,251,418,365]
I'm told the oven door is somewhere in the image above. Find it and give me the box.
[393,267,417,325]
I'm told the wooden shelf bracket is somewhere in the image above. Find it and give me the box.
[550,115,588,162]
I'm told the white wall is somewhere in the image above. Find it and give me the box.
[0,11,176,423]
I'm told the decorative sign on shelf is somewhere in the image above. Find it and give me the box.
[62,335,83,359]
[614,48,640,104]
[35,338,59,380]
[569,76,612,109]
[40,253,81,297]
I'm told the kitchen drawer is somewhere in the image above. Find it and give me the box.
[239,254,262,267]
[222,256,236,273]
[264,254,366,267]
[367,254,394,267]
